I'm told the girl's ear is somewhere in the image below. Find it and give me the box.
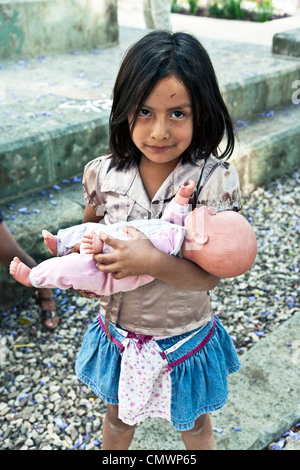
[192,232,209,246]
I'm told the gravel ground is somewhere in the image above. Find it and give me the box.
[0,168,299,451]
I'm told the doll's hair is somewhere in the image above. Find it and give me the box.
[109,30,234,170]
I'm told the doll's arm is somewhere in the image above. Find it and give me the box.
[174,180,195,205]
[162,180,195,226]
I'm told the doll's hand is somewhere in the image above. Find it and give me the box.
[93,226,159,280]
[175,180,195,205]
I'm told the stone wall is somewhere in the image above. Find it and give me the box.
[272,28,300,57]
[0,0,118,60]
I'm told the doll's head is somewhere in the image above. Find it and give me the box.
[182,206,257,278]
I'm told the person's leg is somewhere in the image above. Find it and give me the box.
[0,221,36,269]
[0,221,58,329]
[101,404,136,450]
[143,0,155,29]
[151,0,172,30]
[180,413,214,450]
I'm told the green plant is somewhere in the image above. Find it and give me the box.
[207,0,244,19]
[223,0,244,19]
[256,0,274,22]
[176,0,275,22]
[171,0,180,13]
[188,0,198,14]
[207,1,224,18]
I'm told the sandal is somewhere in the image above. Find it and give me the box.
[35,289,59,330]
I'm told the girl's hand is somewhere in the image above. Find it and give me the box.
[71,243,81,253]
[93,226,158,280]
[72,289,103,299]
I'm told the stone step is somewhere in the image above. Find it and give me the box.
[272,28,300,57]
[1,26,300,202]
[0,177,85,307]
[0,0,118,60]
[230,101,300,194]
[203,37,300,123]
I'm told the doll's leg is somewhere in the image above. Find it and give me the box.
[42,230,58,256]
[9,257,32,286]
[175,180,195,205]
[81,231,104,254]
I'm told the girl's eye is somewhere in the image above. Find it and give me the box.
[139,108,150,116]
[172,111,184,119]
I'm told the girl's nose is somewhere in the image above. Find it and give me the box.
[150,119,170,140]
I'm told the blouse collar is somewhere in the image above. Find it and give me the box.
[100,158,206,214]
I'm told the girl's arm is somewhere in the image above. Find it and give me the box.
[83,204,104,224]
[93,226,219,292]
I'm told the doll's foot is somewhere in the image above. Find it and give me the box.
[9,257,33,286]
[175,180,195,205]
[81,231,104,254]
[42,230,58,256]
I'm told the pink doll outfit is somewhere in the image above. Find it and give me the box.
[29,204,187,295]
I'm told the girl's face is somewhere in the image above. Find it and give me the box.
[128,75,194,168]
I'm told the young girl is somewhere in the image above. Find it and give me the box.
[75,30,243,450]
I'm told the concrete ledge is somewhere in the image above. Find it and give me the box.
[0,179,85,308]
[219,53,300,123]
[231,102,300,195]
[272,28,300,57]
[0,0,118,60]
[0,114,110,201]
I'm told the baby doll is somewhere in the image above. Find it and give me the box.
[10,181,257,295]
[181,204,257,278]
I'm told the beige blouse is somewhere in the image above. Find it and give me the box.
[82,154,242,336]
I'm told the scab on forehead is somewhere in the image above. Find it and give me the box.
[170,93,176,98]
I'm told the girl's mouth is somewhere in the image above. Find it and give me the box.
[147,145,173,152]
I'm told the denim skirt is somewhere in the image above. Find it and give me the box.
[75,312,241,431]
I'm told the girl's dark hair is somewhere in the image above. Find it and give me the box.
[109,30,234,170]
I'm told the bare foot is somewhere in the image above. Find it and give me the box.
[81,231,104,254]
[10,257,33,286]
[175,180,195,205]
[42,230,58,256]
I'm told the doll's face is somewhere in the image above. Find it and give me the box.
[184,206,216,250]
